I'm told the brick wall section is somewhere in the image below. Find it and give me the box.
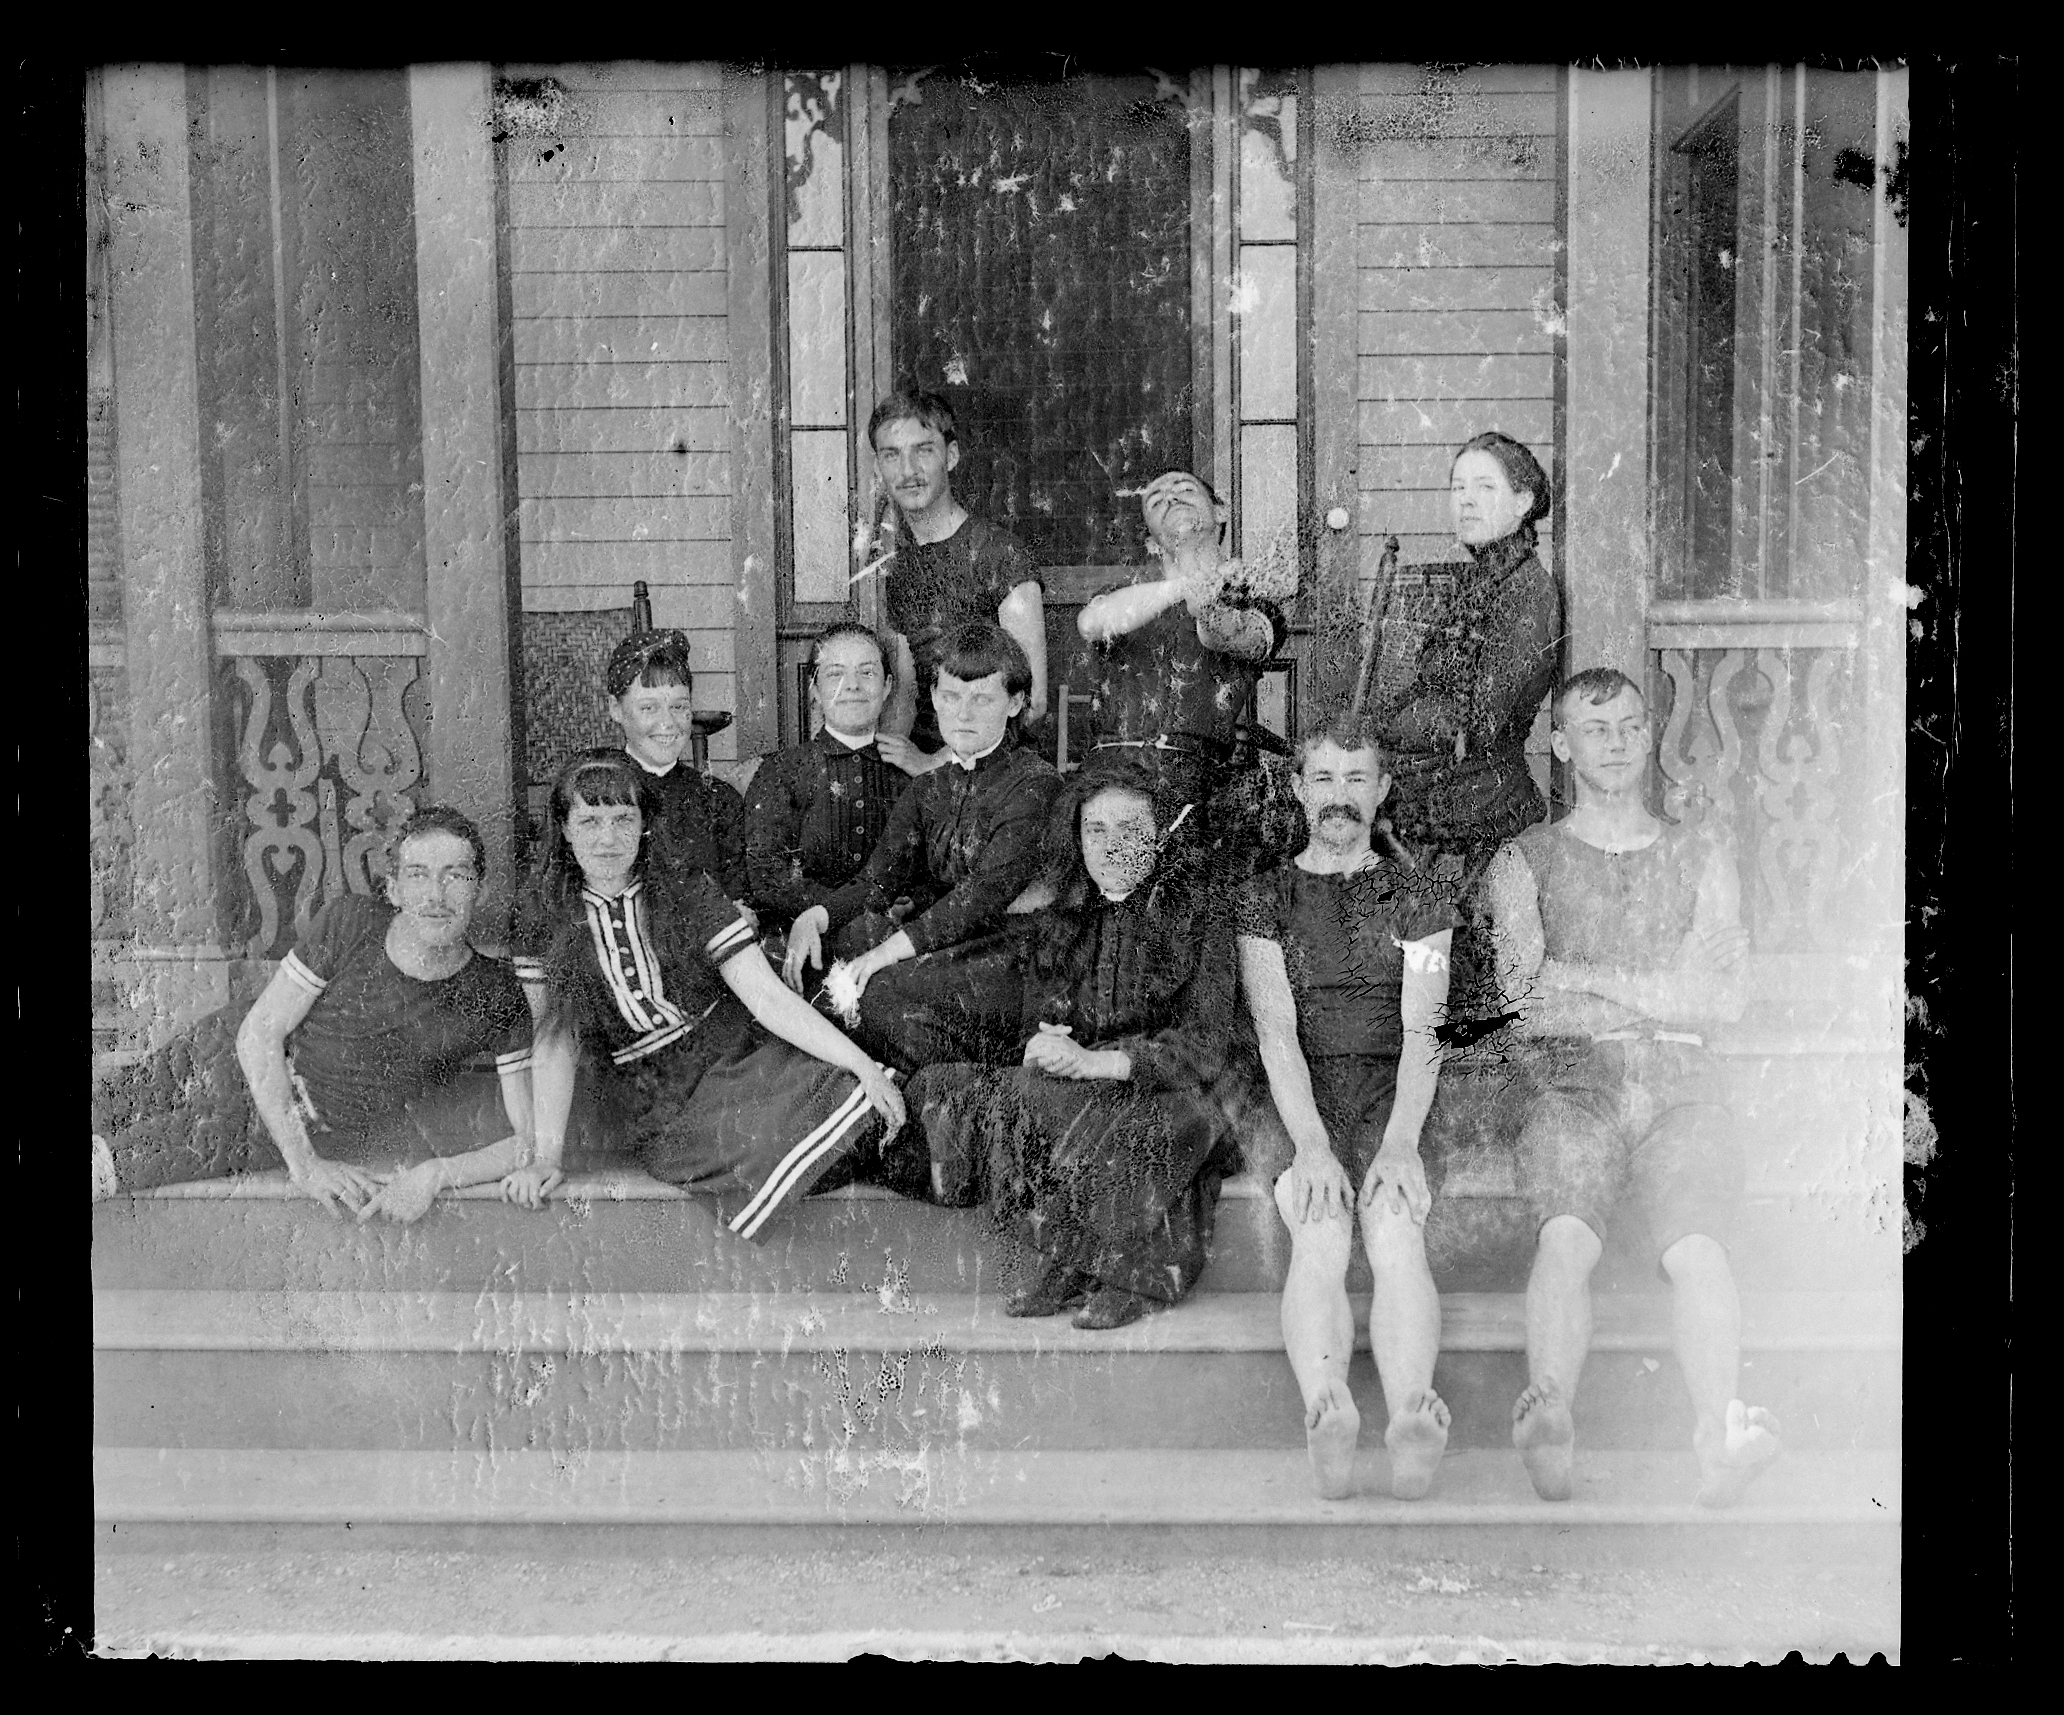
[1351,64,1565,797]
[502,63,742,764]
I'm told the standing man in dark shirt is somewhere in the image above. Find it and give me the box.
[866,389,1048,773]
[782,622,1061,1072]
[605,628,749,906]
[742,620,910,988]
[1078,470,1289,862]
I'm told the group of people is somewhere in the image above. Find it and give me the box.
[91,389,1779,1509]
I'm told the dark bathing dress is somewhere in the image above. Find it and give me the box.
[514,869,912,1243]
[1372,528,1565,1028]
[910,876,1245,1305]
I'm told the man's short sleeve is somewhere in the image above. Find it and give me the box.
[479,961,537,1075]
[1232,872,1283,943]
[1388,874,1461,945]
[280,894,385,996]
[981,524,1043,605]
[508,885,553,991]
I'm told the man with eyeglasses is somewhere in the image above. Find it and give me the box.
[742,621,913,992]
[92,805,537,1223]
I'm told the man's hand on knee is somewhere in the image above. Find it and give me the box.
[1363,1139,1431,1225]
[1278,1146,1355,1225]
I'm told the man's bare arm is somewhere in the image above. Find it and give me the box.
[998,581,1048,726]
[1383,930,1451,1144]
[1237,937,1334,1156]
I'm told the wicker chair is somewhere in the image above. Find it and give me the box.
[518,582,732,854]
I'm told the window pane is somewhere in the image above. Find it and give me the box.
[889,69,1193,565]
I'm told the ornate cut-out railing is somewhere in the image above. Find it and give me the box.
[1647,600,1862,955]
[217,612,430,961]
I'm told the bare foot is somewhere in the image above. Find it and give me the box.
[1384,1388,1451,1500]
[1512,1380,1575,1501]
[1694,1399,1783,1508]
[1305,1380,1360,1500]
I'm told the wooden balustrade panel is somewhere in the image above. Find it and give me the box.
[1653,641,1861,954]
[224,653,428,960]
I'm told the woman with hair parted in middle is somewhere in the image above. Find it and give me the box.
[907,752,1248,1331]
[507,749,923,1242]
[1367,430,1568,1025]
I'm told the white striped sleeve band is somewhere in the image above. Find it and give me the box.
[706,914,757,964]
[513,956,548,987]
[495,1044,536,1075]
[280,951,327,994]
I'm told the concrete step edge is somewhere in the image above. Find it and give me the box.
[91,1446,1902,1528]
[93,1287,1903,1356]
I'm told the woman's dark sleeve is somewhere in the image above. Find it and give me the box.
[705,775,750,900]
[820,775,924,932]
[1104,912,1240,1093]
[900,769,1062,956]
[1380,557,1563,752]
[742,747,816,922]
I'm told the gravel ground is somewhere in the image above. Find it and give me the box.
[94,1545,1897,1663]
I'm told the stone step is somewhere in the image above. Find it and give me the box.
[92,1446,1903,1551]
[94,1289,1901,1454]
[95,1175,1903,1297]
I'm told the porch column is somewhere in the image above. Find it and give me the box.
[1563,67,1654,678]
[103,65,231,1043]
[409,65,520,927]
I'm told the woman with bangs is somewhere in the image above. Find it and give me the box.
[908,752,1247,1330]
[507,749,920,1241]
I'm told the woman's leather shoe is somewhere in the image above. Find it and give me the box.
[1072,1285,1152,1330]
[1005,1262,1092,1318]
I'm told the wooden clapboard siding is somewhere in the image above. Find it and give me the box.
[503,61,742,760]
[1352,64,1565,574]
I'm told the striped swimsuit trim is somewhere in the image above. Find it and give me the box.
[727,1079,875,1242]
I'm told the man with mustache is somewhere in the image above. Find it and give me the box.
[1235,710,1460,1501]
[1482,668,1781,1507]
[867,389,1048,774]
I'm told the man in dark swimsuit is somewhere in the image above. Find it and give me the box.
[1236,710,1459,1501]
[1484,667,1782,1509]
[91,805,536,1223]
[866,388,1048,772]
[1079,469,1287,797]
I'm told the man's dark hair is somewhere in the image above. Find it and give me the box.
[388,802,487,879]
[866,387,958,451]
[1292,705,1387,773]
[605,629,694,701]
[1552,667,1646,730]
[935,619,1033,700]
[807,619,893,680]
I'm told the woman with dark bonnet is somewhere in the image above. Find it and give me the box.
[1369,430,1567,1026]
[908,752,1246,1330]
[508,749,919,1242]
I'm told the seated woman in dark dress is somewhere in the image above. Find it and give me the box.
[508,750,916,1240]
[1369,430,1567,1029]
[908,751,1245,1330]
[91,804,536,1223]
[741,620,910,992]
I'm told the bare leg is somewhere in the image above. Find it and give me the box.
[1661,1232,1782,1506]
[1514,1213,1601,1501]
[1364,1196,1448,1499]
[1274,1172,1358,1499]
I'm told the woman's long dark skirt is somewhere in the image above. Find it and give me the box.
[911,1062,1237,1303]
